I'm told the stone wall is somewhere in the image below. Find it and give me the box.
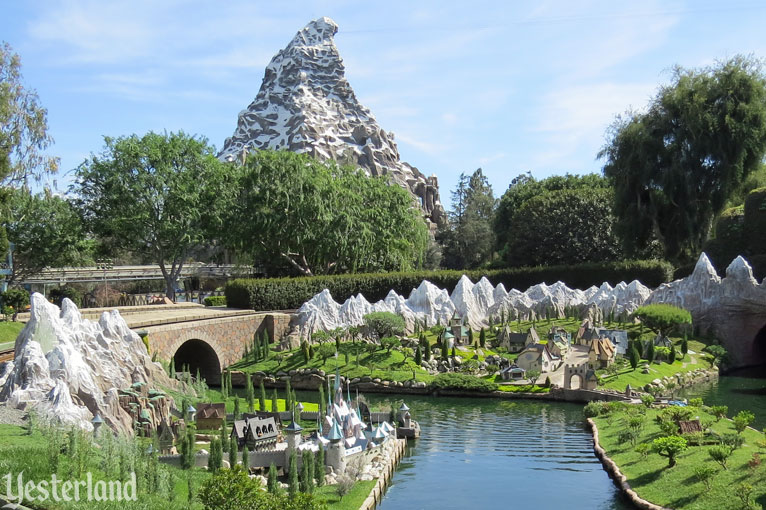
[146,312,293,371]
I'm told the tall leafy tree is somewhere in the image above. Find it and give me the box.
[505,188,622,267]
[494,173,612,258]
[438,168,496,269]
[74,131,235,300]
[227,150,428,276]
[3,189,87,285]
[600,56,766,263]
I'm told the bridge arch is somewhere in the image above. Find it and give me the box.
[169,330,225,386]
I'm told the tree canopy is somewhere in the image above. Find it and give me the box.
[633,304,692,336]
[74,131,234,300]
[438,168,496,269]
[226,150,428,276]
[504,187,623,267]
[3,189,87,285]
[600,56,766,263]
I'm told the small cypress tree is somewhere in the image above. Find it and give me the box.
[480,328,486,348]
[424,339,431,361]
[228,436,238,467]
[246,375,254,412]
[451,346,456,359]
[301,450,314,493]
[315,444,325,486]
[259,380,267,411]
[207,437,222,473]
[241,446,249,472]
[647,340,656,364]
[220,418,228,453]
[268,462,279,493]
[629,345,640,370]
[221,371,228,400]
[288,450,298,497]
[271,390,279,413]
[544,376,551,388]
[669,343,677,364]
[415,344,422,366]
[285,380,293,412]
[468,329,474,345]
[319,385,326,417]
[681,337,688,358]
[233,396,241,420]
[253,332,260,361]
[227,369,233,395]
[262,332,270,358]
[301,341,311,361]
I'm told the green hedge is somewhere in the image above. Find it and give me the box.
[430,373,498,392]
[225,259,673,311]
[203,295,227,307]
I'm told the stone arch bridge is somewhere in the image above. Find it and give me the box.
[74,303,293,386]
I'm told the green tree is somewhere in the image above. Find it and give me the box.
[74,131,235,300]
[271,390,278,413]
[479,328,486,348]
[207,437,222,473]
[288,450,298,497]
[245,376,254,412]
[301,450,314,494]
[438,168,496,269]
[652,436,687,467]
[363,312,405,339]
[241,446,249,472]
[693,465,717,490]
[634,304,692,337]
[646,341,656,364]
[220,418,228,453]
[381,336,398,353]
[267,462,279,494]
[708,445,732,470]
[0,288,28,321]
[527,370,541,385]
[668,343,677,364]
[629,345,640,370]
[259,380,267,412]
[0,42,58,189]
[710,405,728,421]
[315,445,325,487]
[228,437,238,468]
[317,343,336,365]
[233,396,241,420]
[226,150,428,276]
[415,344,422,365]
[680,337,689,359]
[504,188,622,267]
[3,190,87,286]
[600,56,766,262]
[733,410,755,434]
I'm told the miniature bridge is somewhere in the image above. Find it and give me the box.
[74,303,293,386]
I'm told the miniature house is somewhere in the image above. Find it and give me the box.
[195,403,226,430]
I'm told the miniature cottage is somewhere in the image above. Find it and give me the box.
[588,337,616,369]
[195,403,226,430]
[516,344,558,373]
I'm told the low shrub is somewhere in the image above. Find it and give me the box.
[583,401,609,418]
[48,286,82,307]
[204,295,227,307]
[226,259,673,310]
[430,373,498,392]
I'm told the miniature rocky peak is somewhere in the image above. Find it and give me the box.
[218,17,446,228]
[0,294,174,435]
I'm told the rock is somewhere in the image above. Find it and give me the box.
[0,294,174,435]
[218,17,445,228]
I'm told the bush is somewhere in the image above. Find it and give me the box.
[225,260,674,310]
[583,401,609,418]
[48,286,82,307]
[430,373,498,392]
[203,295,227,307]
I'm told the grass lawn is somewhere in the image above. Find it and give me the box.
[0,424,37,447]
[231,342,434,384]
[317,480,377,510]
[496,384,550,393]
[593,404,766,510]
[597,339,710,392]
[0,321,24,345]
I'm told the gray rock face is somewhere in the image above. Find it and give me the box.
[218,17,445,227]
[646,253,766,368]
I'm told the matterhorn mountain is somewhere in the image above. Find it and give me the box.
[219,17,446,227]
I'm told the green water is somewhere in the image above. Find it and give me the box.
[367,395,633,510]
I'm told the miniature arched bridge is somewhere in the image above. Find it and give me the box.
[75,303,293,386]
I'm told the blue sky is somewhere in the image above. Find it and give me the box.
[3,1,766,204]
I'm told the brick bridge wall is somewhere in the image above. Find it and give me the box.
[146,312,292,378]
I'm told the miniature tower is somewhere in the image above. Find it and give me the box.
[285,403,303,452]
[399,402,411,428]
[91,413,104,439]
[325,417,346,474]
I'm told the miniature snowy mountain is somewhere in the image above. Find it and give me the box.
[0,294,173,434]
[218,17,445,227]
[294,274,654,338]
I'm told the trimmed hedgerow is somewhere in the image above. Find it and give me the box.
[225,260,673,311]
[203,295,227,307]
[430,373,498,392]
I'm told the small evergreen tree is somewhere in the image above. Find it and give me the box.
[241,445,250,471]
[415,345,422,366]
[424,340,431,361]
[451,346,456,358]
[288,450,299,497]
[479,328,486,348]
[669,343,677,364]
[271,390,279,413]
[246,375,254,412]
[228,437,238,467]
[227,369,233,395]
[221,371,228,400]
[315,445,325,486]
[220,418,228,453]
[681,336,689,359]
[301,450,315,493]
[629,346,640,370]
[233,396,241,420]
[262,332,270,358]
[253,332,260,361]
[268,462,279,493]
[319,385,326,417]
[207,437,222,473]
[259,380,267,412]
[647,341,656,364]
[468,329,474,345]
[285,380,293,413]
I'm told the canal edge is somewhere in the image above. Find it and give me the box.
[358,437,406,510]
[587,418,673,510]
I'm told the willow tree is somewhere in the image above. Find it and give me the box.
[600,56,766,263]
[74,131,235,300]
[226,150,428,276]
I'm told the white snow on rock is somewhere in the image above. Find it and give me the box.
[0,293,173,434]
[294,273,654,338]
